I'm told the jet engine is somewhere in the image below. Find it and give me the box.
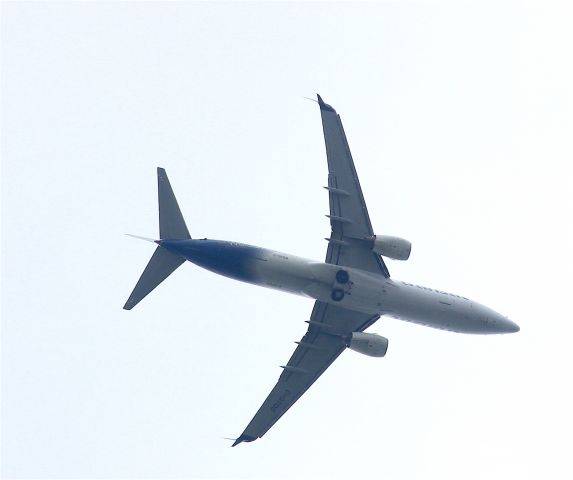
[370,235,411,261]
[347,332,389,357]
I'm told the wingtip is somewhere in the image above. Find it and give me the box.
[316,93,336,113]
[231,434,257,447]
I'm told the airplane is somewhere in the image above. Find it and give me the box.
[124,94,519,447]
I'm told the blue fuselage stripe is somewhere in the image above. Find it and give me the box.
[160,239,263,284]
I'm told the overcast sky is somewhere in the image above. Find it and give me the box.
[2,1,572,479]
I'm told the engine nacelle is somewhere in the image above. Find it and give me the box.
[370,235,411,261]
[347,332,389,357]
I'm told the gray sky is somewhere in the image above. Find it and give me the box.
[2,1,572,479]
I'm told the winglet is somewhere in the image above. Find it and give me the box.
[231,433,257,447]
[317,94,336,113]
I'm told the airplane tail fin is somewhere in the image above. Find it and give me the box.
[123,168,190,310]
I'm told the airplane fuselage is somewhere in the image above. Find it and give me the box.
[160,239,519,335]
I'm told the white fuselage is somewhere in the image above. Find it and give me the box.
[161,239,519,335]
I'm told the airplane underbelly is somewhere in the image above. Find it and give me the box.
[254,253,318,295]
[255,256,384,313]
[383,285,481,333]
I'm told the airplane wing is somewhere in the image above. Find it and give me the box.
[232,301,379,446]
[232,95,385,446]
[318,95,390,278]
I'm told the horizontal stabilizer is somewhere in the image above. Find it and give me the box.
[158,167,191,240]
[123,246,185,310]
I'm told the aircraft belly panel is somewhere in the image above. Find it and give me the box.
[254,253,318,295]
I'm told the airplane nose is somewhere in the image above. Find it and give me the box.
[497,317,520,333]
[475,305,519,334]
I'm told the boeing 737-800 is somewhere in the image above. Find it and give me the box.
[124,94,519,446]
